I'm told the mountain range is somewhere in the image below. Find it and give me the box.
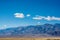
[0,23,60,37]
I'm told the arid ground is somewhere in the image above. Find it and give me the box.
[0,37,60,40]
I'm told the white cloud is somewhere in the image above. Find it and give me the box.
[44,16,60,21]
[32,16,43,20]
[44,16,52,21]
[52,16,60,20]
[33,16,60,21]
[14,13,24,18]
[0,25,7,29]
[26,14,30,17]
[4,25,7,27]
[14,13,60,21]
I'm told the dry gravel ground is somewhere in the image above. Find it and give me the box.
[0,37,60,40]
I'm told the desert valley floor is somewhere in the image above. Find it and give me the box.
[0,37,60,40]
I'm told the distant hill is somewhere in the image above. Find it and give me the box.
[0,23,60,37]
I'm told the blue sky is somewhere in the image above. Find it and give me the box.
[0,0,60,29]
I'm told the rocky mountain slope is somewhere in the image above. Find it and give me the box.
[0,23,60,37]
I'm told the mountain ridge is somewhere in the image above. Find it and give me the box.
[0,23,60,37]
